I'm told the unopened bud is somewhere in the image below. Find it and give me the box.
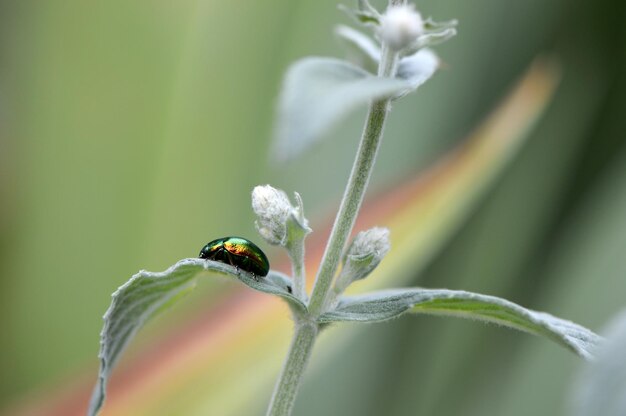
[378,4,424,51]
[252,185,291,245]
[252,185,311,247]
[334,227,391,294]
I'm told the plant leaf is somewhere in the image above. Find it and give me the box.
[401,28,457,57]
[88,258,303,416]
[333,28,440,95]
[423,17,459,31]
[357,0,380,17]
[396,48,440,93]
[571,309,626,416]
[320,288,601,360]
[338,0,381,27]
[272,57,410,162]
[335,25,380,73]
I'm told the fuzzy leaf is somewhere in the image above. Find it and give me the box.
[272,57,410,162]
[572,310,626,416]
[401,28,458,57]
[335,25,380,73]
[88,258,303,416]
[338,0,381,27]
[334,27,441,93]
[320,288,601,360]
[396,48,440,93]
[357,0,379,16]
[423,17,459,31]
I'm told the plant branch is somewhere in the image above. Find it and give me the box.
[308,49,400,317]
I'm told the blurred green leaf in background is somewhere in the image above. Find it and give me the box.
[1,0,625,415]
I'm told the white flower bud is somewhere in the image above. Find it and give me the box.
[378,4,424,51]
[251,185,292,245]
[348,227,391,260]
[334,227,391,294]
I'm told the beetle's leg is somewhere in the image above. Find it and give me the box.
[241,257,259,281]
[205,248,222,262]
[223,250,238,272]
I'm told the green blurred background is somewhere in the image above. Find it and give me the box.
[1,0,625,414]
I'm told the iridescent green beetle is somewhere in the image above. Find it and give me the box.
[199,236,270,280]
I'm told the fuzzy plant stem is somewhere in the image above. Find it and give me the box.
[266,322,318,416]
[266,4,403,415]
[308,45,400,316]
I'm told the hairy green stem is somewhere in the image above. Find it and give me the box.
[308,100,390,315]
[266,322,318,416]
[308,51,400,316]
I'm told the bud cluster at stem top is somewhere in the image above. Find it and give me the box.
[378,4,424,51]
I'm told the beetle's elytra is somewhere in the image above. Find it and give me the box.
[199,236,270,280]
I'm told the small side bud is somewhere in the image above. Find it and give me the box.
[334,227,391,294]
[378,4,424,51]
